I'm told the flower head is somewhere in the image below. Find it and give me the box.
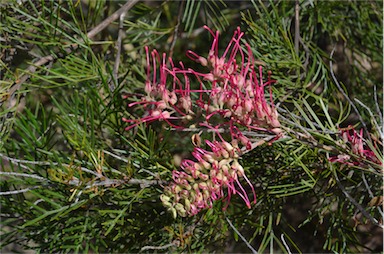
[329,126,382,166]
[161,138,256,218]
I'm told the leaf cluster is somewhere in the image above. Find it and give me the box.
[0,0,382,253]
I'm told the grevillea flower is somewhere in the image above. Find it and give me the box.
[124,26,282,217]
[124,26,281,136]
[329,126,382,166]
[161,138,256,218]
[186,26,281,134]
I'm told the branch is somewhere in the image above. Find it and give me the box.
[0,171,46,181]
[225,217,258,254]
[6,0,140,108]
[86,0,139,39]
[0,186,41,196]
[329,47,371,141]
[169,1,185,59]
[294,0,300,55]
[281,234,292,254]
[332,165,383,229]
[140,242,176,251]
[111,11,127,92]
[0,153,102,177]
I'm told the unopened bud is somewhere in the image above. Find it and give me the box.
[169,91,177,105]
[232,159,244,177]
[160,194,171,203]
[192,134,201,147]
[169,207,177,219]
[219,159,232,168]
[162,201,172,208]
[194,163,203,171]
[175,203,186,213]
[198,182,208,190]
[161,111,171,119]
[221,164,230,176]
[221,149,230,158]
[184,198,191,211]
[201,160,211,170]
[198,56,208,66]
[244,99,253,112]
[203,153,216,163]
[145,81,152,95]
[199,173,209,181]
[222,141,233,152]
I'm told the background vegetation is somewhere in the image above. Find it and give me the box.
[1,0,382,253]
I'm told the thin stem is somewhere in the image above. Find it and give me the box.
[294,0,300,55]
[6,0,139,109]
[103,150,129,163]
[373,85,383,125]
[225,217,258,254]
[281,233,292,254]
[111,11,126,92]
[141,242,176,251]
[169,1,184,59]
[86,0,139,39]
[354,98,383,138]
[0,186,40,195]
[0,172,46,181]
[329,47,371,142]
[332,164,383,229]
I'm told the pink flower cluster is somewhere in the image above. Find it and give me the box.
[123,26,281,139]
[160,138,255,218]
[124,26,282,217]
[329,127,382,166]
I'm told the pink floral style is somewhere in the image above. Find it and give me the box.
[124,26,282,217]
[329,126,382,166]
[123,26,281,137]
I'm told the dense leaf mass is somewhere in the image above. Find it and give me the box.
[0,0,382,253]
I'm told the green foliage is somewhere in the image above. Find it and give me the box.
[1,0,382,253]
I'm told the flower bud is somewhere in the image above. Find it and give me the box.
[180,190,189,198]
[198,173,209,181]
[198,56,208,66]
[203,153,216,163]
[194,163,203,171]
[244,99,253,112]
[221,164,230,176]
[160,194,171,203]
[222,141,233,152]
[219,159,232,168]
[169,91,177,105]
[201,160,211,170]
[162,201,172,208]
[145,81,152,95]
[192,134,201,147]
[184,198,191,211]
[210,169,217,179]
[157,101,167,110]
[232,159,244,177]
[169,207,177,219]
[198,182,209,190]
[175,203,186,213]
[221,149,230,158]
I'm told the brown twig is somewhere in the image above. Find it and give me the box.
[111,11,127,92]
[86,0,139,39]
[294,0,300,55]
[169,1,185,59]
[333,168,383,229]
